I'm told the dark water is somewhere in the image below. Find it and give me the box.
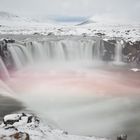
[0,95,24,121]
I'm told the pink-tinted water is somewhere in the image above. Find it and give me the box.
[6,64,140,140]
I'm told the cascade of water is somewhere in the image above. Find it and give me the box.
[82,40,95,61]
[49,41,66,60]
[25,39,96,62]
[0,57,10,79]
[31,41,47,61]
[93,39,102,61]
[3,38,105,70]
[59,40,81,60]
[114,40,123,64]
[8,45,23,69]
[16,44,33,64]
[50,39,95,61]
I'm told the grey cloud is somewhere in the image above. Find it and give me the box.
[0,0,140,21]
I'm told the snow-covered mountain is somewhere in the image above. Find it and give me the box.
[0,11,18,19]
[0,11,58,34]
[0,11,34,22]
[77,18,96,26]
[0,12,140,42]
[0,11,56,27]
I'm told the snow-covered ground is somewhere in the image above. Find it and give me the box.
[0,113,108,140]
[0,12,140,42]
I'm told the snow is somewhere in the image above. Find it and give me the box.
[0,113,108,140]
[4,114,22,122]
[0,12,140,42]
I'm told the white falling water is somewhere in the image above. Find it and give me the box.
[114,40,123,64]
[31,41,47,61]
[1,38,118,73]
[0,57,10,79]
[16,44,33,64]
[8,45,23,69]
[93,39,102,61]
[25,39,96,63]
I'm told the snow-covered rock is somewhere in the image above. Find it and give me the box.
[0,113,108,140]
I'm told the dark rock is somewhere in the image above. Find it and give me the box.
[123,41,140,64]
[0,39,13,66]
[3,119,20,126]
[47,32,54,36]
[108,39,117,44]
[10,132,30,140]
[125,30,130,33]
[63,131,68,135]
[27,116,33,123]
[22,113,27,117]
[82,33,87,37]
[7,39,15,43]
[58,28,63,32]
[1,38,15,44]
[33,32,40,35]
[5,126,18,131]
[102,40,116,61]
[3,114,25,126]
[95,32,106,37]
[117,134,127,140]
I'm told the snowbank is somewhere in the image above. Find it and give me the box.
[0,113,108,140]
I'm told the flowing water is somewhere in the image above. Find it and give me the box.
[114,40,124,65]
[0,36,140,140]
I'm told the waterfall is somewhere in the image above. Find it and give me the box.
[93,39,102,61]
[0,37,123,75]
[16,44,33,64]
[0,57,10,79]
[114,40,124,64]
[31,41,47,61]
[8,45,23,69]
[25,39,96,62]
[8,43,33,69]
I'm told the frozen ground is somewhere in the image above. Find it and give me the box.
[0,113,108,140]
[0,12,140,42]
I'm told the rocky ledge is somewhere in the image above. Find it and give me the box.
[0,113,107,140]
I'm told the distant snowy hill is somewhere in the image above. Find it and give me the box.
[0,11,33,22]
[0,11,18,19]
[0,12,140,42]
[77,18,96,26]
[0,11,57,33]
[0,11,56,26]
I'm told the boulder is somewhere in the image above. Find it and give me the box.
[102,40,116,61]
[0,113,108,140]
[117,134,127,140]
[10,132,30,140]
[0,132,30,140]
[123,41,140,64]
[95,32,106,37]
[2,113,39,128]
[47,32,55,36]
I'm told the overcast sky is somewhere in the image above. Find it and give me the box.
[0,0,140,22]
